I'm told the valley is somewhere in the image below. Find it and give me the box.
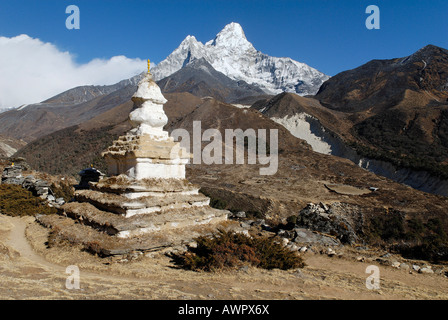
[1,21,448,301]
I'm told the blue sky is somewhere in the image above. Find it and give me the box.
[0,0,447,109]
[1,0,447,76]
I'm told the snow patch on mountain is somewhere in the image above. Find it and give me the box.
[232,104,251,109]
[271,113,333,154]
[152,22,329,96]
[0,141,17,157]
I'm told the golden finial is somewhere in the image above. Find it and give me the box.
[147,59,151,74]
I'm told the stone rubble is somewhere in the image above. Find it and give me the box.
[293,202,359,244]
[1,163,65,206]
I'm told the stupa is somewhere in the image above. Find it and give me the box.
[103,59,189,181]
[37,60,230,256]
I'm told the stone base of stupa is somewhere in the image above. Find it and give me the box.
[37,210,233,256]
[72,175,228,236]
[36,138,230,256]
[36,174,230,256]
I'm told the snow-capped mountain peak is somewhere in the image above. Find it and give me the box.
[217,22,246,39]
[181,35,199,47]
[152,22,329,96]
[206,22,253,50]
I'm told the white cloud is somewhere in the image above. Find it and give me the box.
[0,34,147,110]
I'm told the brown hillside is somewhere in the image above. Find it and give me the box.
[249,45,448,180]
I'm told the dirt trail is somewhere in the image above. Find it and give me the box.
[0,214,447,300]
[4,216,64,272]
[1,215,164,284]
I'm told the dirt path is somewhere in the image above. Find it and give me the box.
[4,216,64,272]
[1,215,171,284]
[0,214,447,300]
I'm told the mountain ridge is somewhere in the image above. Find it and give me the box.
[152,22,329,96]
[251,44,448,195]
[157,57,268,103]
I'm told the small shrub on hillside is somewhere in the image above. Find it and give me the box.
[246,210,264,219]
[51,181,75,202]
[199,188,228,210]
[209,198,227,210]
[173,230,305,271]
[0,184,57,217]
[367,210,406,241]
[367,211,448,262]
[286,215,298,226]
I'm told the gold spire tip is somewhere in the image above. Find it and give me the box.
[147,59,151,74]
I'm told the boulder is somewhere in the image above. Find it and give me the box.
[240,222,251,229]
[293,228,340,246]
[326,248,336,257]
[235,211,246,218]
[295,203,358,244]
[277,229,295,239]
[419,267,434,274]
[375,258,390,266]
[399,263,410,270]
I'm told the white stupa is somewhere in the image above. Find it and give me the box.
[36,61,240,256]
[43,60,229,254]
[102,62,190,180]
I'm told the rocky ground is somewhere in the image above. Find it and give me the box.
[0,214,447,300]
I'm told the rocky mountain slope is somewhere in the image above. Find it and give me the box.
[316,45,448,112]
[41,74,144,105]
[252,92,448,196]
[316,45,448,179]
[0,21,326,143]
[157,58,268,104]
[0,81,140,142]
[13,92,201,175]
[251,92,353,155]
[0,135,26,159]
[152,22,329,96]
[252,45,448,196]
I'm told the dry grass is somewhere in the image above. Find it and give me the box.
[0,215,443,300]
